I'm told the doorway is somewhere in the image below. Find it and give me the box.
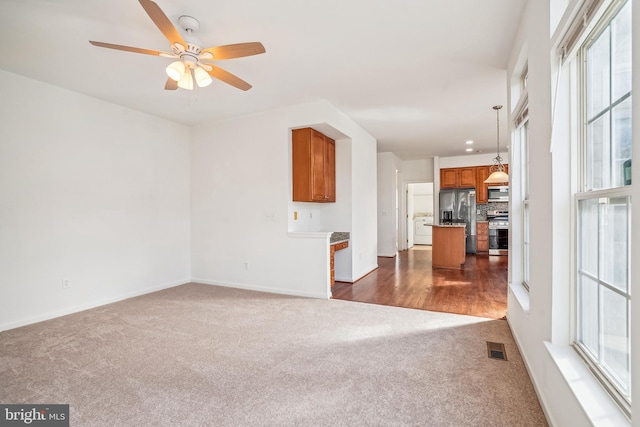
[407,182,434,249]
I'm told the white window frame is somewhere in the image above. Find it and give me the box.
[572,0,632,415]
[516,110,530,291]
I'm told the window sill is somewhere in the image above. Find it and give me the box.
[544,341,630,427]
[509,281,530,312]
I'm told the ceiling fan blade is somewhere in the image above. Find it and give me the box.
[207,66,252,91]
[89,40,168,56]
[138,0,186,47]
[164,78,178,90]
[201,42,266,60]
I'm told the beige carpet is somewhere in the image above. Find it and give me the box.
[0,283,547,426]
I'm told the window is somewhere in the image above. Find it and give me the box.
[519,119,530,289]
[514,64,529,290]
[575,0,632,412]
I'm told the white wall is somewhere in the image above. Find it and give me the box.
[438,152,506,168]
[190,100,377,297]
[401,159,434,182]
[347,132,378,280]
[0,75,376,329]
[0,71,191,331]
[377,152,402,256]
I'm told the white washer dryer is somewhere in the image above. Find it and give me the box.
[414,216,433,245]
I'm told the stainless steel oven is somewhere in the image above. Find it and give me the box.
[487,210,508,256]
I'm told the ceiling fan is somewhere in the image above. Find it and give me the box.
[89,0,265,91]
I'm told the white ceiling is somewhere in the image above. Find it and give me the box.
[0,0,526,160]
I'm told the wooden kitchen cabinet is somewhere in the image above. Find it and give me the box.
[476,165,509,204]
[459,167,476,187]
[440,168,459,188]
[440,165,509,198]
[330,241,349,286]
[292,128,336,202]
[440,167,477,189]
[476,166,491,203]
[477,221,489,253]
[432,225,466,269]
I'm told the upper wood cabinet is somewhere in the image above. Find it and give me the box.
[440,168,458,188]
[292,128,336,202]
[475,164,509,204]
[440,167,476,189]
[475,166,491,204]
[459,167,476,187]
[442,165,509,203]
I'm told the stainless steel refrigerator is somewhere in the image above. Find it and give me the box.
[439,188,477,253]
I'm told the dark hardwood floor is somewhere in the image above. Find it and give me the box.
[332,246,508,319]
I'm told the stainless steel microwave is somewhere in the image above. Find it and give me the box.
[487,186,509,202]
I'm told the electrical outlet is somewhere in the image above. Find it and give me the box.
[294,211,298,220]
[62,277,71,289]
[243,261,249,270]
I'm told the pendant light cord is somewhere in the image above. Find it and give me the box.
[493,105,503,170]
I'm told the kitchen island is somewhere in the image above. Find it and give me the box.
[432,224,466,269]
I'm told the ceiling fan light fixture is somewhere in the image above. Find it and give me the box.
[484,105,509,184]
[88,1,265,92]
[166,60,185,81]
[177,69,194,90]
[194,66,212,87]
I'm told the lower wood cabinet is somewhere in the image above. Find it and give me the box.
[432,226,466,269]
[330,241,349,285]
[477,222,489,253]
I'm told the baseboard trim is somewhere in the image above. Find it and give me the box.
[352,264,379,282]
[506,318,556,427]
[0,278,190,332]
[192,278,329,300]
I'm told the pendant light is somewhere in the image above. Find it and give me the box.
[484,105,509,184]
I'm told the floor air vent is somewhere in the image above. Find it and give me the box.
[486,341,507,361]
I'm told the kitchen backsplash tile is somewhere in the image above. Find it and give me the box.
[476,202,508,221]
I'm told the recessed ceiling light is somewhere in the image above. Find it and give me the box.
[465,148,473,152]
[465,140,474,145]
